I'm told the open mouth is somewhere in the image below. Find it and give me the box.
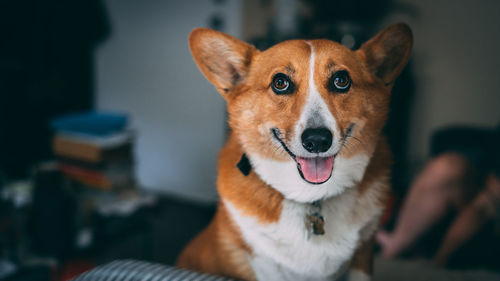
[271,128,334,185]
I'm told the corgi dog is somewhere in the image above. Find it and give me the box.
[177,23,412,281]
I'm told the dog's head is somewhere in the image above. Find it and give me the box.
[189,24,412,202]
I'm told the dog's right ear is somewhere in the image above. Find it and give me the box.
[189,28,259,97]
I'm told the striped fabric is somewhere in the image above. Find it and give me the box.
[73,260,237,281]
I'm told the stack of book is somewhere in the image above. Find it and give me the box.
[51,112,134,190]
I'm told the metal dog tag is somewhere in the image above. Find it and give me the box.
[306,201,325,239]
[307,213,325,236]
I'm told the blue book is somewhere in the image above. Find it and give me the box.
[51,111,129,136]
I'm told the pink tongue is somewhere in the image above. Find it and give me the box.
[296,156,334,184]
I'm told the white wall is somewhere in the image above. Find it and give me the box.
[96,0,242,202]
[382,0,500,168]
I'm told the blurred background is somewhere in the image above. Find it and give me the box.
[0,0,499,280]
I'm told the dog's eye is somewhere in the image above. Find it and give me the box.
[271,73,294,95]
[329,70,351,93]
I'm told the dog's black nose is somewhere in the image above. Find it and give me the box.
[301,128,332,153]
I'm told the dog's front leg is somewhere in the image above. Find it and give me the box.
[346,236,375,281]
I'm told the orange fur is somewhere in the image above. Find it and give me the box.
[177,23,412,280]
[350,236,376,275]
[176,202,256,280]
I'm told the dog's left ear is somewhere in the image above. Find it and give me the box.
[189,28,259,98]
[358,23,413,86]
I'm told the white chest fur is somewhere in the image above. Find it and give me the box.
[224,182,385,281]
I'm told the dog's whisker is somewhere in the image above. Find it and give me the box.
[269,138,289,157]
[348,135,363,144]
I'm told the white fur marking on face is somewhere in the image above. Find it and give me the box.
[289,42,342,157]
[347,269,371,281]
[245,41,373,203]
[248,153,370,202]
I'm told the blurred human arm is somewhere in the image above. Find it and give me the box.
[434,173,500,266]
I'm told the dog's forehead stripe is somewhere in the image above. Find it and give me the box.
[306,41,326,127]
[290,41,342,154]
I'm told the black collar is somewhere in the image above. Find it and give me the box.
[237,153,251,176]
